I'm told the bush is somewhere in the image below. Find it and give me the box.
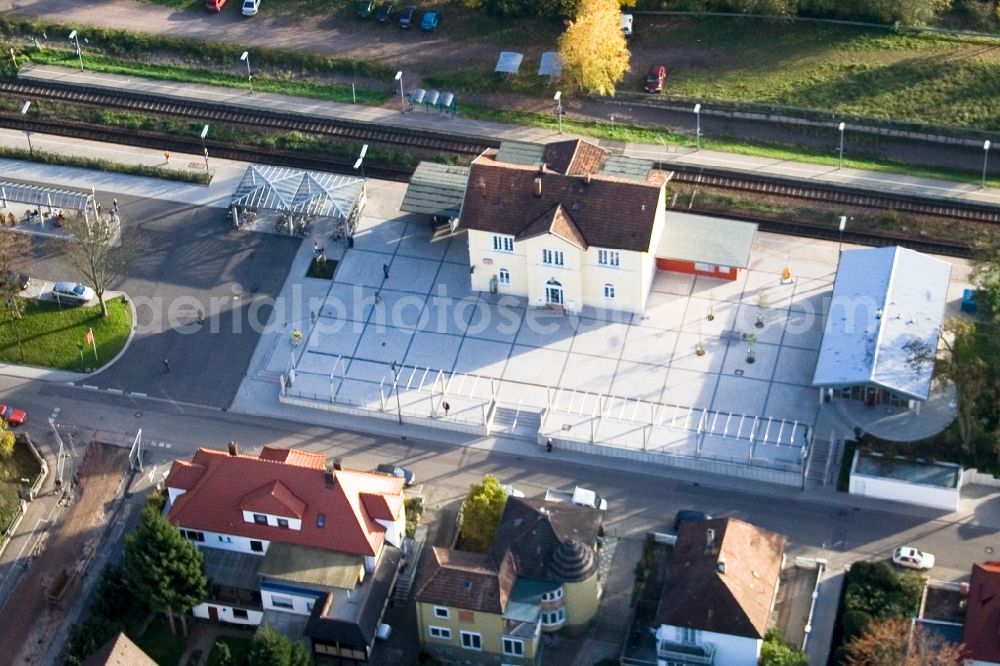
[841,608,872,640]
[0,428,13,458]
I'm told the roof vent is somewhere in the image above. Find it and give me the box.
[705,528,715,551]
[463,580,472,591]
[572,200,580,211]
[332,458,343,471]
[718,560,726,574]
[534,177,543,198]
[227,440,239,456]
[538,163,546,174]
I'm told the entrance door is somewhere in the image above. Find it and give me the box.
[208,606,219,621]
[545,279,564,306]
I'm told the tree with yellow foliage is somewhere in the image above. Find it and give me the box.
[558,0,630,96]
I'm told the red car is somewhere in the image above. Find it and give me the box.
[644,64,667,93]
[0,404,26,426]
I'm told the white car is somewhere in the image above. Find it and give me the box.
[892,546,935,570]
[503,484,525,498]
[242,0,260,16]
[51,281,95,305]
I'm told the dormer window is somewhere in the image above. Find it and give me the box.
[317,513,326,528]
[253,514,267,525]
[277,518,289,529]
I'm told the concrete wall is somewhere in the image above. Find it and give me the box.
[192,601,264,626]
[657,625,761,666]
[849,472,961,511]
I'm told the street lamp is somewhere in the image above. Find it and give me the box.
[394,71,404,107]
[554,91,563,135]
[837,122,846,170]
[240,51,253,94]
[20,101,32,156]
[390,361,402,425]
[838,215,847,256]
[982,139,992,190]
[199,124,210,177]
[68,30,83,71]
[693,103,702,151]
[353,143,368,180]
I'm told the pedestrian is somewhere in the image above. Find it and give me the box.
[314,240,321,255]
[164,150,171,164]
[374,291,382,304]
[163,358,170,373]
[112,198,118,211]
[383,263,390,280]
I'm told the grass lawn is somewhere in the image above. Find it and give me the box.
[0,297,132,371]
[207,635,254,666]
[0,436,42,530]
[136,618,187,665]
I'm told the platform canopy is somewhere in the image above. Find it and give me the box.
[400,162,470,218]
[538,51,563,77]
[812,246,952,401]
[0,181,95,215]
[230,165,365,223]
[495,51,524,74]
[656,212,757,268]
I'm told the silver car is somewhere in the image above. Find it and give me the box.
[52,281,95,305]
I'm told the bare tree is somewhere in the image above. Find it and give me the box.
[58,210,137,318]
[845,617,962,665]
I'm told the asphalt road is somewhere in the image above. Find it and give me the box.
[26,193,300,408]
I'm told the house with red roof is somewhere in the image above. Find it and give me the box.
[963,562,1000,665]
[164,443,407,663]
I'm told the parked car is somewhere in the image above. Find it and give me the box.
[51,281,95,305]
[892,546,935,570]
[356,0,376,17]
[398,5,417,28]
[644,64,667,93]
[0,404,26,426]
[241,0,260,16]
[204,0,226,11]
[376,463,415,486]
[4,271,29,291]
[674,510,711,531]
[621,13,633,37]
[420,10,439,31]
[376,2,395,22]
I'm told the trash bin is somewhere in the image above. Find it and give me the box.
[961,288,978,314]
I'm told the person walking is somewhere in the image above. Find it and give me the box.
[382,263,390,280]
[162,358,170,373]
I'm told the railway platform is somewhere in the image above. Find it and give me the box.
[16,64,1000,209]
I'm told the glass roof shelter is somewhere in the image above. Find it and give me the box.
[229,165,367,239]
[0,181,97,230]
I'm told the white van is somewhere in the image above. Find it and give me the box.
[242,0,260,16]
[621,13,633,37]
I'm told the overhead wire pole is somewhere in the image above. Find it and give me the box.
[395,70,404,107]
[19,101,32,156]
[554,91,563,134]
[240,51,253,94]
[983,139,992,190]
[200,124,211,178]
[68,30,83,71]
[837,122,846,170]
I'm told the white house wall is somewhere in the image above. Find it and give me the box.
[192,602,264,626]
[262,588,321,616]
[658,625,762,666]
[375,515,406,549]
[196,531,271,555]
[524,234,583,311]
[166,487,186,506]
[241,510,303,531]
[849,474,960,511]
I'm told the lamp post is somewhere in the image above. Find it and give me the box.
[837,122,846,170]
[554,91,563,135]
[199,124,210,176]
[390,361,403,425]
[983,139,992,190]
[20,101,32,156]
[838,215,847,256]
[240,51,253,94]
[693,103,702,151]
[353,143,368,181]
[394,71,404,107]
[68,30,83,71]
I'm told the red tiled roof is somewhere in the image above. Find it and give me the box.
[165,460,205,490]
[542,139,609,176]
[460,146,666,253]
[165,448,404,557]
[240,480,307,519]
[414,547,517,613]
[515,204,588,250]
[962,561,1000,662]
[83,632,156,666]
[360,492,403,521]
[656,518,785,639]
[259,446,326,469]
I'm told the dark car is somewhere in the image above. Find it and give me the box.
[420,9,439,31]
[644,64,667,93]
[674,510,711,531]
[356,0,376,17]
[398,5,417,28]
[376,463,415,486]
[376,2,395,22]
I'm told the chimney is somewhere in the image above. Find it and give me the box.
[227,441,239,456]
[324,466,335,489]
[533,177,543,198]
[332,457,343,471]
[705,528,715,550]
[585,172,591,184]
[538,162,546,174]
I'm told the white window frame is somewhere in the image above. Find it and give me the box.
[502,637,525,656]
[429,626,452,640]
[542,249,564,266]
[597,249,620,267]
[492,234,514,252]
[694,262,716,272]
[433,606,450,619]
[270,594,294,609]
[541,608,566,626]
[680,627,700,643]
[603,284,615,300]
[541,587,563,601]
[460,631,483,651]
[498,268,510,285]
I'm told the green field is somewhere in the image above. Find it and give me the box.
[0,297,132,371]
[0,437,42,530]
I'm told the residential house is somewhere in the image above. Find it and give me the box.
[812,246,951,411]
[414,496,604,664]
[82,632,156,666]
[457,139,672,314]
[654,518,786,666]
[164,444,406,664]
[962,562,1000,665]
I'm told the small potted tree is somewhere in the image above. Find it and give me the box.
[746,332,757,364]
[754,289,769,328]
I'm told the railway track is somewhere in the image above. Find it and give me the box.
[0,77,997,257]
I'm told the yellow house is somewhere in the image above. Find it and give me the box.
[414,497,604,664]
[458,140,671,315]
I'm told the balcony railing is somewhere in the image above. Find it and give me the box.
[656,640,715,665]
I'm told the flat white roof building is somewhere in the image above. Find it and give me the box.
[812,246,951,403]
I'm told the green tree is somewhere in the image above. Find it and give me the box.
[559,0,631,96]
[123,505,207,636]
[0,426,13,459]
[460,475,509,552]
[249,626,311,666]
[843,561,923,621]
[759,628,807,666]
